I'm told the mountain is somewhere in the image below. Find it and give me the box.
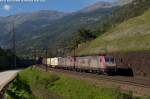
[80,1,112,13]
[6,10,66,28]
[0,10,66,48]
[0,10,65,31]
[0,1,114,57]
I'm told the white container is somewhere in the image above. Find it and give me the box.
[51,58,59,67]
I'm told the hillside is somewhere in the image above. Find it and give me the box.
[0,10,66,48]
[11,4,113,56]
[0,1,114,57]
[77,8,150,56]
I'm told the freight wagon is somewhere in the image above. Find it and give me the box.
[42,55,117,75]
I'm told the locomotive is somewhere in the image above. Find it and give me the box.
[42,55,117,75]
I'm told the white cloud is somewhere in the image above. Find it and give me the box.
[3,4,11,11]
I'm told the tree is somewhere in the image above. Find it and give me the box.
[68,28,96,50]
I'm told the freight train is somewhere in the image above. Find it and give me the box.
[42,55,118,75]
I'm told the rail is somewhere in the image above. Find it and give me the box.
[37,65,150,88]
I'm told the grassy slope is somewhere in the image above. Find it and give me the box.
[6,67,148,99]
[77,9,150,56]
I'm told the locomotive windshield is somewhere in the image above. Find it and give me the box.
[105,57,115,63]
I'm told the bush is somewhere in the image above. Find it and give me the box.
[6,75,35,99]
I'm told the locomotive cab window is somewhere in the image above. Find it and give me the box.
[105,57,115,63]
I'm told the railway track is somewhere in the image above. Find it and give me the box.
[38,65,150,89]
[86,73,150,89]
[37,65,150,88]
[36,65,150,96]
[52,68,150,88]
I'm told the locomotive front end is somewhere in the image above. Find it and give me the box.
[104,56,117,75]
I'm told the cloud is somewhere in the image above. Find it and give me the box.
[3,4,11,11]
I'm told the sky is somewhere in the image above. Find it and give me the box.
[0,0,114,16]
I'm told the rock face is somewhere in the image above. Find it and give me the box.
[116,0,133,5]
[80,1,112,13]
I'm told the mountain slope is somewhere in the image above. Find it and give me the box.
[3,3,113,56]
[77,8,150,55]
[118,0,133,5]
[0,10,66,48]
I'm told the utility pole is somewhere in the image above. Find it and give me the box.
[45,49,48,72]
[12,22,16,69]
[32,49,37,66]
[73,39,77,70]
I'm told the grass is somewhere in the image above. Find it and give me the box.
[77,9,150,56]
[6,67,150,99]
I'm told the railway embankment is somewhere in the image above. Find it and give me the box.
[6,67,150,99]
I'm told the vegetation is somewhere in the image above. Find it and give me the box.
[109,0,150,25]
[65,0,150,56]
[68,28,96,50]
[0,47,16,70]
[98,0,150,34]
[0,47,33,70]
[6,75,34,99]
[77,7,150,56]
[6,68,150,99]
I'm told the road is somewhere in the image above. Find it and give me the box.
[0,70,20,91]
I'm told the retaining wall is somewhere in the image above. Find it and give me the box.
[110,51,150,77]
